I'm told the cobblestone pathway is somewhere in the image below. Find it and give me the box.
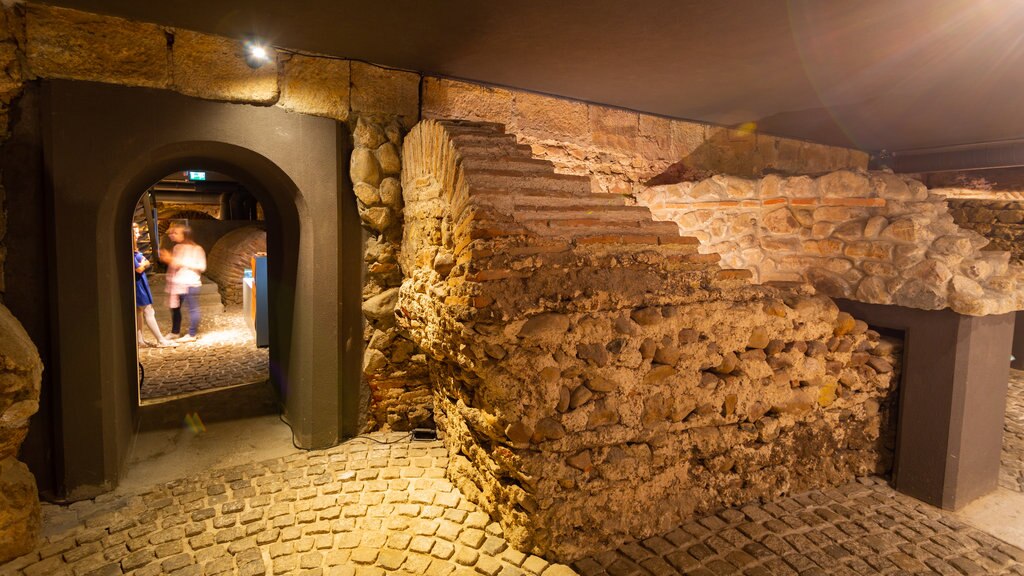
[138,307,269,402]
[4,433,1023,576]
[1004,370,1024,493]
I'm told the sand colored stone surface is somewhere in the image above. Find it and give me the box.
[398,120,900,561]
[639,171,1024,316]
[0,303,43,563]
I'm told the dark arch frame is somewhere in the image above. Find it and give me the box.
[37,80,362,499]
[114,143,302,407]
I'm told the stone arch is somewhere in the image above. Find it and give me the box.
[398,120,899,561]
[40,80,361,498]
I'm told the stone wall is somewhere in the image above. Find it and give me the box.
[637,171,1024,316]
[398,120,899,562]
[0,304,42,563]
[352,117,432,431]
[946,196,1024,264]
[422,77,868,198]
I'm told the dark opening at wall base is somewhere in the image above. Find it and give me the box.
[836,299,1014,511]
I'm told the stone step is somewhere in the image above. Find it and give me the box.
[449,133,520,149]
[462,169,591,195]
[524,218,681,239]
[438,119,505,134]
[514,204,654,223]
[455,142,534,160]
[461,156,555,174]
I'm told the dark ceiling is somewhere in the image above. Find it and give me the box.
[41,0,1024,153]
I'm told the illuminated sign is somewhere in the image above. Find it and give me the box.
[187,171,207,181]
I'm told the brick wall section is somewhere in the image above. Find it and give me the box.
[638,172,1024,316]
[399,120,899,562]
[946,196,1024,264]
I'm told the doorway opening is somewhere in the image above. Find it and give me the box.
[132,170,270,405]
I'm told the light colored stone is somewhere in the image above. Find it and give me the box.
[171,30,279,103]
[512,91,589,143]
[376,143,402,176]
[360,207,394,233]
[26,4,170,88]
[589,105,638,151]
[761,208,800,235]
[279,54,349,120]
[350,62,419,127]
[379,178,403,211]
[818,170,870,198]
[363,288,399,322]
[0,457,40,564]
[351,148,384,187]
[422,77,513,125]
[863,216,888,237]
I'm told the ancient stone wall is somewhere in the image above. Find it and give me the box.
[946,196,1024,264]
[399,120,899,562]
[637,171,1024,316]
[352,117,432,431]
[422,77,868,197]
[0,304,42,563]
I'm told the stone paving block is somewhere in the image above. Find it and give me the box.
[12,430,1024,576]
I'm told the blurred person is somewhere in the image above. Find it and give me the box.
[133,223,177,348]
[160,223,207,343]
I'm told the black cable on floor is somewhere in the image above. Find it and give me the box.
[278,411,414,450]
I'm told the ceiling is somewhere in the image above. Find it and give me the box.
[40,0,1024,154]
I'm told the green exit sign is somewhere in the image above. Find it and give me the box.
[187,171,206,181]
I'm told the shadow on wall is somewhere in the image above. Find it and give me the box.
[646,124,857,186]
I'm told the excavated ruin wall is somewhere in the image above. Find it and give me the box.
[399,120,900,562]
[0,305,42,562]
[421,78,868,198]
[637,172,1024,316]
[945,195,1024,264]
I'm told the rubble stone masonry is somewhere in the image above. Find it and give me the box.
[946,194,1024,265]
[399,120,899,561]
[638,172,1024,316]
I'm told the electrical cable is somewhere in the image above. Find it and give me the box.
[278,411,413,450]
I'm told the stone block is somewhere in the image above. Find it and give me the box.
[638,114,673,161]
[671,119,706,159]
[817,170,871,198]
[26,4,170,88]
[350,62,420,127]
[422,77,512,125]
[172,30,278,104]
[279,54,350,121]
[588,105,638,151]
[512,91,589,143]
[0,458,40,564]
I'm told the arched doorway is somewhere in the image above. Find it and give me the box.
[34,80,363,499]
[130,170,269,404]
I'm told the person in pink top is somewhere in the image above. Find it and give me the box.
[160,223,207,343]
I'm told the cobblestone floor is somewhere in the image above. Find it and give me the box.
[1004,370,1024,493]
[138,307,269,402]
[4,433,1023,576]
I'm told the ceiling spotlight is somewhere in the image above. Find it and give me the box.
[244,40,272,69]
